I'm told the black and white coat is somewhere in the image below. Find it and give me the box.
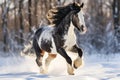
[33,2,87,75]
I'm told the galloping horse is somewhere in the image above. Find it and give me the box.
[33,2,87,75]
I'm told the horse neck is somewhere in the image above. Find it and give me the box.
[54,12,73,36]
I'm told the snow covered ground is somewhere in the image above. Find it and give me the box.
[0,52,120,80]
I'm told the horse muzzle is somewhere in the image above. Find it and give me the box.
[79,25,87,34]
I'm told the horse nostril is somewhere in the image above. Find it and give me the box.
[79,25,87,34]
[80,25,84,31]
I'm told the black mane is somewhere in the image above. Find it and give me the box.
[46,2,81,26]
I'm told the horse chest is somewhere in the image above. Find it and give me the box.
[64,23,76,50]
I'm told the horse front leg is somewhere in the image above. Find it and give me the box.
[73,45,83,69]
[57,48,74,75]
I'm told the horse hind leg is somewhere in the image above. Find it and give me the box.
[73,45,83,69]
[33,38,46,73]
[35,49,44,67]
[44,54,57,73]
[35,50,47,74]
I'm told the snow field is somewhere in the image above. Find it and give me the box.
[0,52,120,80]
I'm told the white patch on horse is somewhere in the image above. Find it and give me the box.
[78,11,87,34]
[38,27,53,48]
[64,22,76,50]
[78,11,86,27]
[50,38,58,54]
[37,26,57,54]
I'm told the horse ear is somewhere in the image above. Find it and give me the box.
[73,2,84,8]
[80,3,84,8]
[73,2,76,6]
[73,2,79,7]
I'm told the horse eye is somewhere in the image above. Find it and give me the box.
[76,14,78,17]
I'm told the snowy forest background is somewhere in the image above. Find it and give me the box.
[0,0,120,56]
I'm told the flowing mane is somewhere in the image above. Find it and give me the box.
[46,3,81,26]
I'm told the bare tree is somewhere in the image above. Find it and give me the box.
[34,0,38,27]
[1,0,11,52]
[13,0,17,32]
[112,0,120,52]
[28,0,32,32]
[113,0,120,39]
[18,0,24,45]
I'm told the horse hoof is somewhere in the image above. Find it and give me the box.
[39,67,48,74]
[68,72,75,75]
[40,70,48,74]
[74,64,78,69]
[36,59,42,67]
[67,63,75,75]
[73,57,82,69]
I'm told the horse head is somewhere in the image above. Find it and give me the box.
[71,2,87,34]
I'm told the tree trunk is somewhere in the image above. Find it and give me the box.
[1,0,10,52]
[113,0,120,52]
[14,0,17,32]
[34,0,38,27]
[113,0,120,37]
[19,0,24,45]
[28,0,32,32]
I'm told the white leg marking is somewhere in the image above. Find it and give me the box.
[67,63,74,75]
[44,54,57,73]
[40,66,48,74]
[74,57,83,69]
